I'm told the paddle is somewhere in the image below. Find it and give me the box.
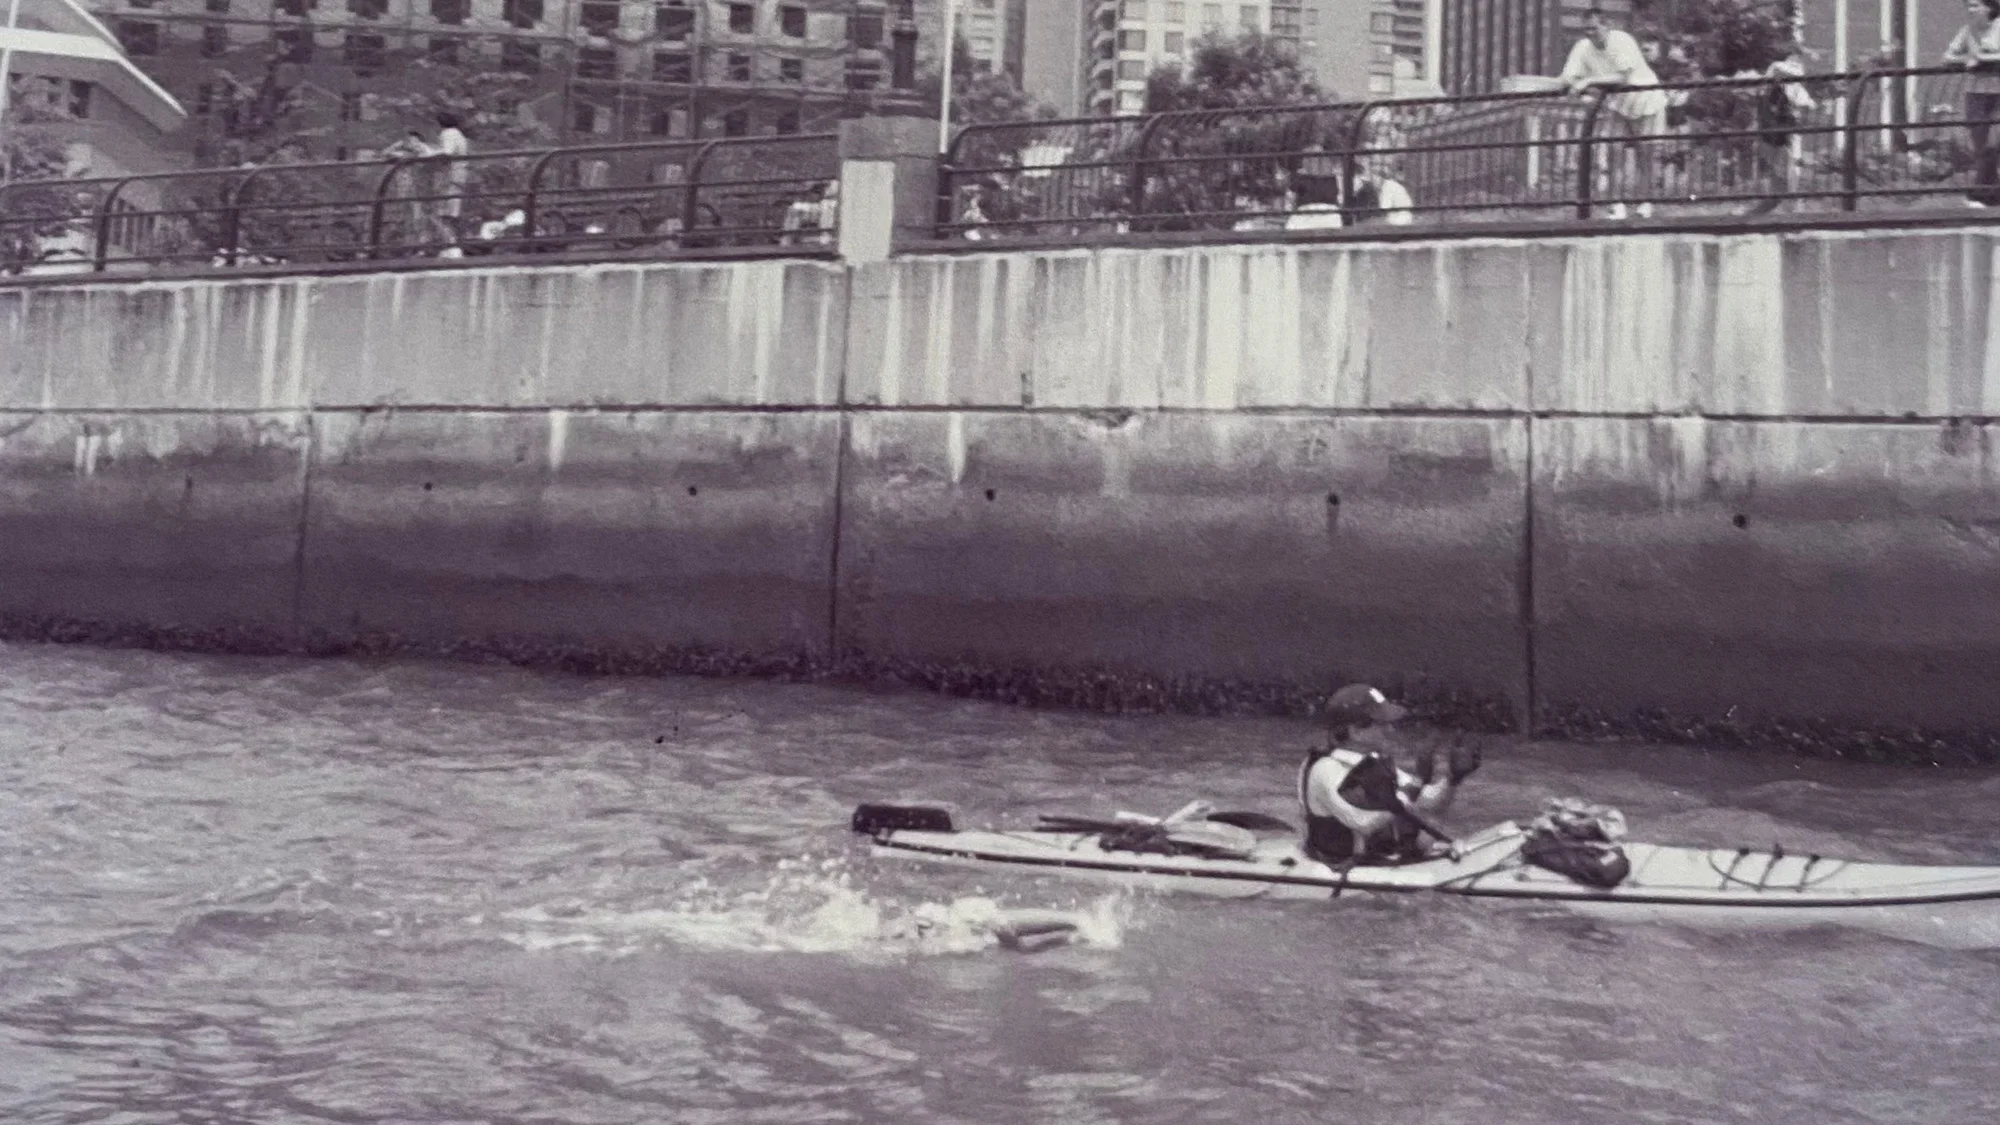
[1037,810,1295,835]
[1205,810,1295,834]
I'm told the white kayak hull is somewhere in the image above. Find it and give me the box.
[854,808,2000,933]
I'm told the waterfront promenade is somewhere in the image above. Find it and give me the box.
[5,67,2000,761]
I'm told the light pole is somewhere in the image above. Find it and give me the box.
[937,0,957,152]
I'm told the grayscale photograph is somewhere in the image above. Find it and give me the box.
[2,0,1997,1120]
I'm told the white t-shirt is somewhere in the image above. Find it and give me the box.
[438,126,470,185]
[1560,30,1668,121]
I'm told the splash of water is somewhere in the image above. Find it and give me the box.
[487,855,1132,960]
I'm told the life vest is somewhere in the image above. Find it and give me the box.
[1298,748,1402,864]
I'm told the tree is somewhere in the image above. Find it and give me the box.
[1,100,90,273]
[2,98,75,184]
[1143,31,1327,111]
[1125,32,1350,230]
[919,33,1060,133]
[1631,0,1801,81]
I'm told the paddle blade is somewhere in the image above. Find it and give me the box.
[1206,810,1295,834]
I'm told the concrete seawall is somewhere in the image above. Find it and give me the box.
[4,231,1998,760]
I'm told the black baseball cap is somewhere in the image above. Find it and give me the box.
[1325,684,1408,725]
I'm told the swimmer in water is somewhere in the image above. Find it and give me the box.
[890,898,1088,954]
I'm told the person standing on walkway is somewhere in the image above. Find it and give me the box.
[434,113,471,221]
[1560,4,1670,219]
[1945,0,2000,207]
[1738,46,1817,216]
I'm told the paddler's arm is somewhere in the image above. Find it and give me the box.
[1390,798,1462,861]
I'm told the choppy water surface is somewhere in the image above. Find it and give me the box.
[2,643,1997,1124]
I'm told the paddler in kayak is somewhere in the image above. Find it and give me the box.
[1299,684,1482,868]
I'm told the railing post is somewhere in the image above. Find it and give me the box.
[1840,68,1878,212]
[92,177,133,273]
[682,139,719,238]
[935,127,964,234]
[1344,102,1381,208]
[523,147,562,244]
[223,168,262,267]
[1575,89,1609,220]
[368,158,409,259]
[1128,112,1165,218]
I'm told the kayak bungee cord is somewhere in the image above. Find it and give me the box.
[1705,849,1849,891]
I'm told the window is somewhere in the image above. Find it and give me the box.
[578,45,616,78]
[727,2,753,32]
[67,81,93,119]
[275,25,312,61]
[1118,29,1143,50]
[850,8,882,47]
[205,0,228,10]
[780,4,805,36]
[1116,60,1145,80]
[430,0,468,23]
[1163,0,1183,19]
[339,91,362,121]
[774,107,801,133]
[502,0,542,29]
[656,2,692,37]
[275,0,312,14]
[581,1,619,34]
[201,24,228,56]
[347,0,386,18]
[1373,42,1393,61]
[116,15,160,52]
[1239,5,1258,31]
[501,39,541,72]
[345,31,386,70]
[721,107,750,136]
[727,51,751,80]
[779,57,803,82]
[845,56,880,89]
[1121,0,1145,16]
[427,35,461,63]
[1118,89,1144,112]
[573,102,611,135]
[1201,2,1220,26]
[652,50,692,81]
[647,100,685,136]
[1163,31,1182,53]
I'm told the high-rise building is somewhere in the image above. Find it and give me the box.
[1020,0,1082,113]
[1084,0,1279,116]
[74,0,910,160]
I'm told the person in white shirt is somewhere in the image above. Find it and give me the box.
[1559,5,1670,219]
[1945,0,2000,206]
[434,113,471,220]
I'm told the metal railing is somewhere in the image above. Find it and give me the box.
[935,65,2000,242]
[0,132,840,279]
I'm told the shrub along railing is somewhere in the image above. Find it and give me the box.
[0,132,840,278]
[935,66,2000,241]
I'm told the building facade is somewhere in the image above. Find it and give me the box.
[1434,0,1629,96]
[74,0,911,160]
[3,0,190,178]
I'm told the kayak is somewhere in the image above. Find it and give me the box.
[849,801,2000,946]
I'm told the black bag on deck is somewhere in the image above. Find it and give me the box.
[1520,798,1631,889]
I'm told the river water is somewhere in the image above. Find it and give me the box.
[2,641,1997,1125]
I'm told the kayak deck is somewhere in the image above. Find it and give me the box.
[861,817,2000,910]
